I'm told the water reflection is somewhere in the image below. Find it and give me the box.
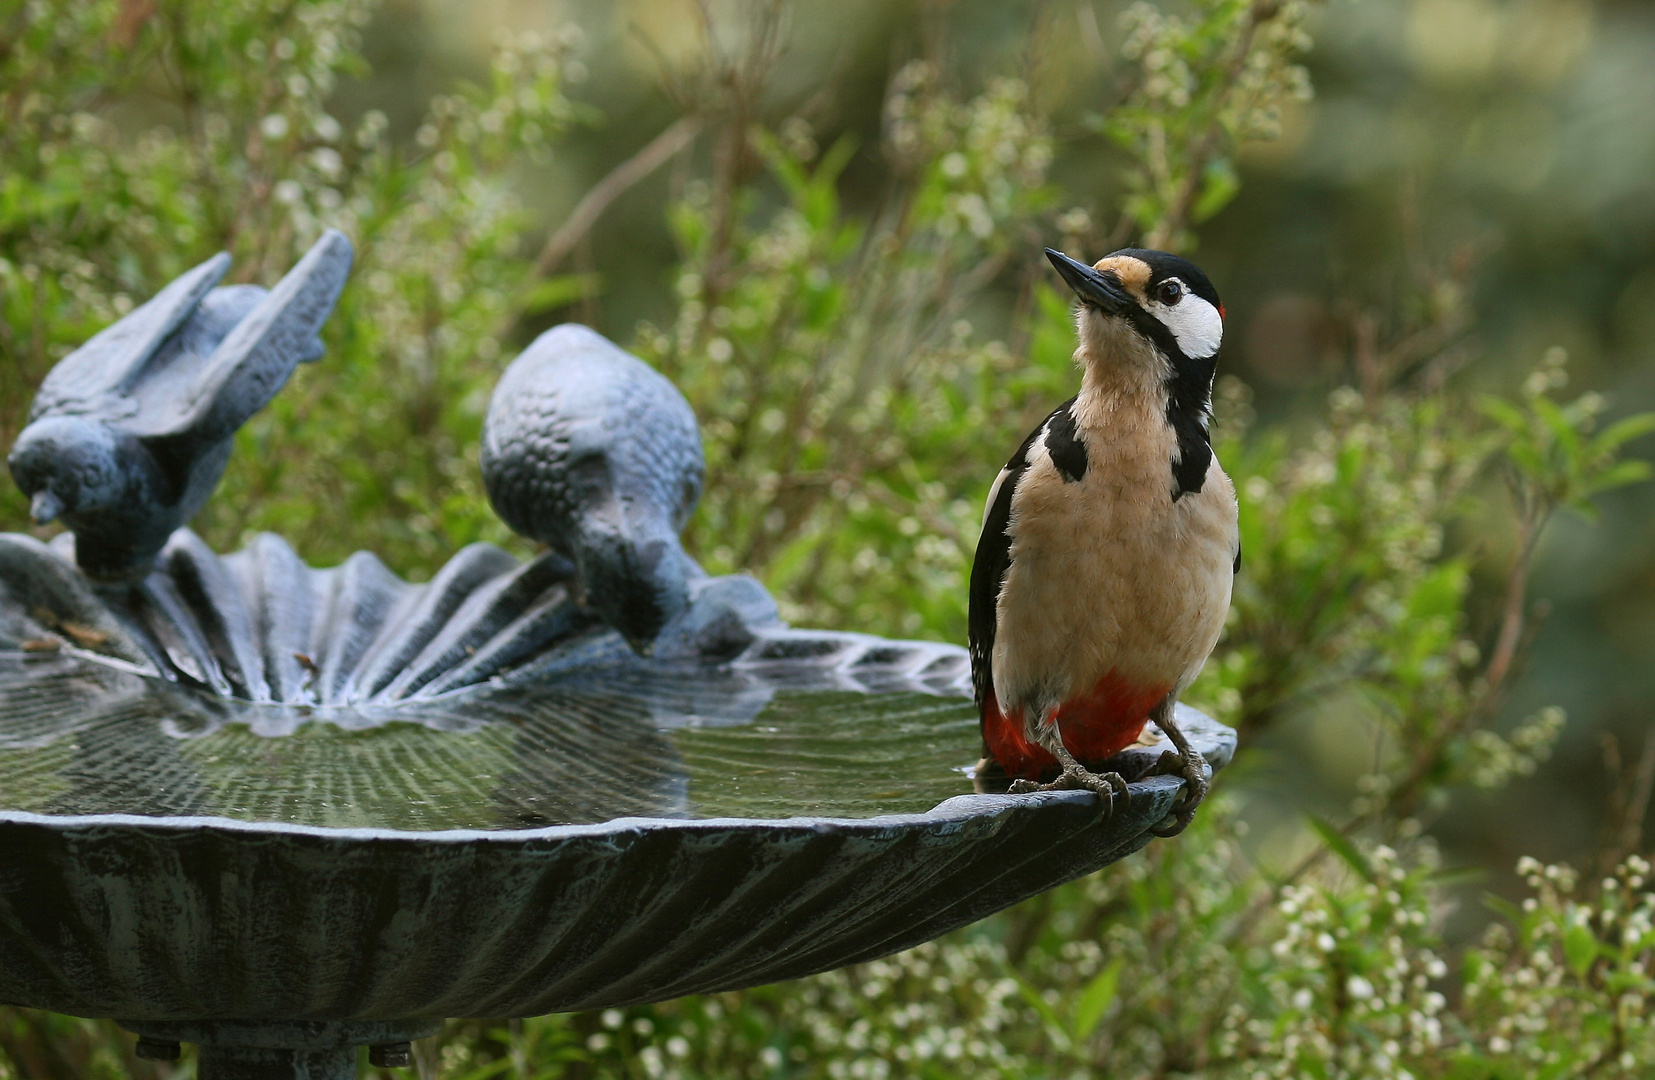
[0,654,980,828]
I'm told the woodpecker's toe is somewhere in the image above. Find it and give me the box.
[1006,767,1127,817]
[1062,765,1129,807]
[1148,747,1210,836]
[1003,741,1132,815]
[1151,802,1198,837]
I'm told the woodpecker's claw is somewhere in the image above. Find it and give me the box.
[1007,743,1130,817]
[1148,738,1211,838]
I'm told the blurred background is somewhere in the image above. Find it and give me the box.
[4,0,1654,890]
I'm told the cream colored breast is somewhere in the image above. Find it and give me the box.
[991,420,1237,716]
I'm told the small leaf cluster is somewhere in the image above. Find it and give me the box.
[1458,856,1655,1078]
[1103,0,1316,249]
[1480,346,1655,525]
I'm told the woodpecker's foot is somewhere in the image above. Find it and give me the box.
[1007,766,1129,808]
[1008,744,1130,816]
[1147,725,1210,837]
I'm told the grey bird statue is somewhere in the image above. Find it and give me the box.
[7,230,353,583]
[480,323,706,655]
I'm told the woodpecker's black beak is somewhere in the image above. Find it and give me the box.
[1045,248,1132,314]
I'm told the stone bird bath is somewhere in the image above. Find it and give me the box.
[0,240,1234,1079]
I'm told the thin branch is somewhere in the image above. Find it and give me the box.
[1625,732,1655,853]
[1595,728,1655,883]
[529,116,703,280]
[1145,0,1284,251]
[1482,499,1544,694]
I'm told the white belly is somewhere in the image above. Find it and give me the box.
[992,452,1237,716]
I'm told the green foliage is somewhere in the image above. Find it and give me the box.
[1480,346,1655,524]
[1191,382,1488,740]
[1457,856,1655,1078]
[0,1010,154,1080]
[1102,0,1315,250]
[636,67,1064,638]
[0,0,591,574]
[4,1,1655,1079]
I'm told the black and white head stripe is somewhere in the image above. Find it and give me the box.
[1106,248,1224,360]
[1044,246,1226,500]
[1101,249,1224,500]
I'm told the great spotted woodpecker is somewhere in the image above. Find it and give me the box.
[968,247,1239,835]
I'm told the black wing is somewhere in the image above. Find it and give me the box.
[968,396,1076,711]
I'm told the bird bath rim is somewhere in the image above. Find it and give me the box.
[0,785,1129,847]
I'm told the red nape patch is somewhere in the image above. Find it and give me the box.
[982,673,1173,781]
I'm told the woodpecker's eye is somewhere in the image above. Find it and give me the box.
[1156,280,1184,306]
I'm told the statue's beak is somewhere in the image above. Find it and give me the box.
[573,517,691,656]
[30,490,62,525]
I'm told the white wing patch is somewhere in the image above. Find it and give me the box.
[982,466,1012,530]
[1148,286,1223,359]
[982,426,1053,529]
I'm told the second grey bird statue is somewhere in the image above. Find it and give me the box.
[480,324,705,654]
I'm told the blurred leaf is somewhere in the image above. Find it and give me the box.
[1482,893,1526,925]
[1307,814,1373,880]
[1563,920,1598,978]
[1589,412,1655,456]
[1478,396,1529,435]
[1071,957,1123,1041]
[1006,965,1071,1052]
[1192,157,1240,223]
[1582,459,1652,497]
[517,273,600,314]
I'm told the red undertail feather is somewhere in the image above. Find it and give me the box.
[982,671,1173,780]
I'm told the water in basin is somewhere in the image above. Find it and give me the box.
[0,655,980,829]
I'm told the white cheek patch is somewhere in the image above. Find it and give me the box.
[1151,295,1224,359]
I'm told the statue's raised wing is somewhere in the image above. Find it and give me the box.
[128,229,353,446]
[28,252,231,424]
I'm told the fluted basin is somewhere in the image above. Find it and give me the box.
[0,644,1233,1029]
